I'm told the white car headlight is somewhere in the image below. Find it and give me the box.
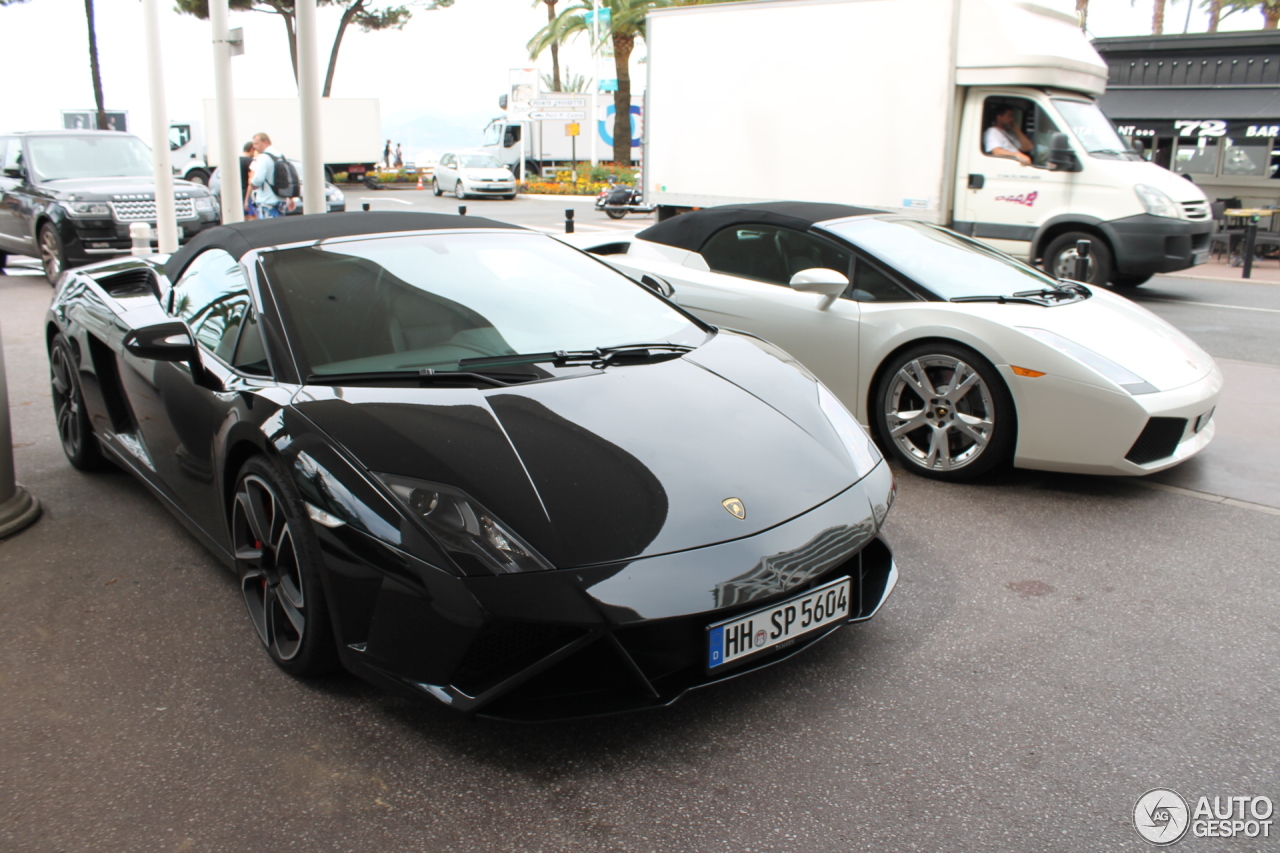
[817,383,882,475]
[1135,184,1182,219]
[325,185,344,203]
[1018,327,1157,394]
[193,196,215,212]
[66,201,111,217]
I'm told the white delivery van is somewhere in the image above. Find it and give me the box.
[643,0,1212,286]
[483,95,642,176]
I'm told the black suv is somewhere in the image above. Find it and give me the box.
[0,130,220,283]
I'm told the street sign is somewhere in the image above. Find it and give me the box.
[566,123,580,137]
[529,111,586,120]
[599,79,618,92]
[529,97,586,109]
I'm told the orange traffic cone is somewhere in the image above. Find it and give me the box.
[417,173,424,190]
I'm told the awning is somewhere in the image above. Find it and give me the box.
[1099,87,1280,120]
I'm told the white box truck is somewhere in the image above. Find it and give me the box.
[483,95,642,175]
[643,0,1213,286]
[169,98,382,185]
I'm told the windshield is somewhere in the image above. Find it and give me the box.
[27,134,154,181]
[262,231,706,377]
[1052,100,1139,160]
[460,154,506,169]
[821,218,1061,299]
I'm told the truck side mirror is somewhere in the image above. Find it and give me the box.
[1048,132,1082,172]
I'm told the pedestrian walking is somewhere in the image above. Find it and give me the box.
[245,132,296,219]
[383,139,392,170]
[393,143,403,169]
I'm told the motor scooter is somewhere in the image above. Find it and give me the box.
[594,176,656,219]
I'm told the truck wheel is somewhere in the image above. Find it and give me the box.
[185,168,210,186]
[1043,232,1113,286]
[1111,273,1154,288]
[39,223,67,285]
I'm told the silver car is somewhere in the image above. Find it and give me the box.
[432,151,517,200]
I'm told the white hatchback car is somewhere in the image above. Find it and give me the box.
[432,151,517,200]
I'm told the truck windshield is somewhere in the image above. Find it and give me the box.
[821,219,1062,299]
[1052,100,1141,160]
[27,134,155,182]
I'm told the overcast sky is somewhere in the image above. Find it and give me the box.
[0,0,1268,158]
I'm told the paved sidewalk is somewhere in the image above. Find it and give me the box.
[1164,253,1280,284]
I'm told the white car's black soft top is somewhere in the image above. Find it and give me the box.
[636,201,882,253]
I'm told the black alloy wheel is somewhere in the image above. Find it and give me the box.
[874,342,1014,480]
[1043,231,1113,286]
[49,334,107,471]
[39,223,67,285]
[231,456,338,676]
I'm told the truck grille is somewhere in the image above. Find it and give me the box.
[110,198,196,222]
[1181,201,1210,220]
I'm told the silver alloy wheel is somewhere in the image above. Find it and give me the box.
[49,343,82,458]
[1051,245,1091,281]
[39,226,63,281]
[883,354,996,473]
[454,178,466,200]
[233,473,307,661]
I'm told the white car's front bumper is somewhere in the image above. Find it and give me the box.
[1006,363,1223,476]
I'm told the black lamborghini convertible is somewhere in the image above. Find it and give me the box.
[45,212,897,720]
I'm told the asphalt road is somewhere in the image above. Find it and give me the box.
[1,215,1277,852]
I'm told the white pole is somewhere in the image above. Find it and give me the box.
[141,0,179,252]
[209,0,242,224]
[296,0,326,215]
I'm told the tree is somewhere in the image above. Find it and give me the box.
[541,66,589,92]
[1213,0,1280,28]
[533,0,562,91]
[1153,0,1166,33]
[175,0,453,97]
[1207,0,1222,30]
[3,0,109,129]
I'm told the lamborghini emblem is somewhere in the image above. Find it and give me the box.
[722,498,746,519]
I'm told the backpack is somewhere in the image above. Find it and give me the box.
[264,152,301,198]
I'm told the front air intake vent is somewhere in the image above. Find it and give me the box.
[1125,417,1187,465]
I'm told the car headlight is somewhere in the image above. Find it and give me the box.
[193,195,215,212]
[816,383,882,475]
[375,474,554,574]
[66,201,111,217]
[325,185,344,203]
[1135,184,1182,219]
[1018,327,1157,394]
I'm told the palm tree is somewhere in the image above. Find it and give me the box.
[2,0,108,128]
[529,0,660,164]
[1152,0,1166,33]
[533,0,563,91]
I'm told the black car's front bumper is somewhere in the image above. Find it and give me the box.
[313,460,897,721]
[60,213,221,264]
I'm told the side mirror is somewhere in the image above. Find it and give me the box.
[123,322,199,362]
[1048,132,1082,172]
[790,268,848,310]
[639,274,675,298]
[3,166,26,180]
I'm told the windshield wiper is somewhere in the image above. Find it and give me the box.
[306,369,538,387]
[459,343,694,369]
[950,295,1048,306]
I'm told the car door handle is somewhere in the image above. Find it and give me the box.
[968,174,985,190]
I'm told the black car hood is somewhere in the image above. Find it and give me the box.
[39,176,205,197]
[291,332,865,569]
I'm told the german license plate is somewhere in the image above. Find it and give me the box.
[1192,250,1209,266]
[707,577,850,670]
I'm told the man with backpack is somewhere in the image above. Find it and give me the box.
[245,132,301,219]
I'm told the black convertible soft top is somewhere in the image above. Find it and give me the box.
[165,211,525,281]
[635,202,883,253]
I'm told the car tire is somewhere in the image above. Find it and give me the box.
[1111,273,1154,288]
[873,342,1015,481]
[186,168,210,186]
[605,208,628,220]
[39,223,67,285]
[49,333,108,471]
[1042,231,1113,286]
[454,180,466,200]
[432,178,443,197]
[231,455,339,677]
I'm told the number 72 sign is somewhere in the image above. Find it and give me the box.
[1176,120,1227,138]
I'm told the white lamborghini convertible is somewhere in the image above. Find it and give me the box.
[569,202,1221,481]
